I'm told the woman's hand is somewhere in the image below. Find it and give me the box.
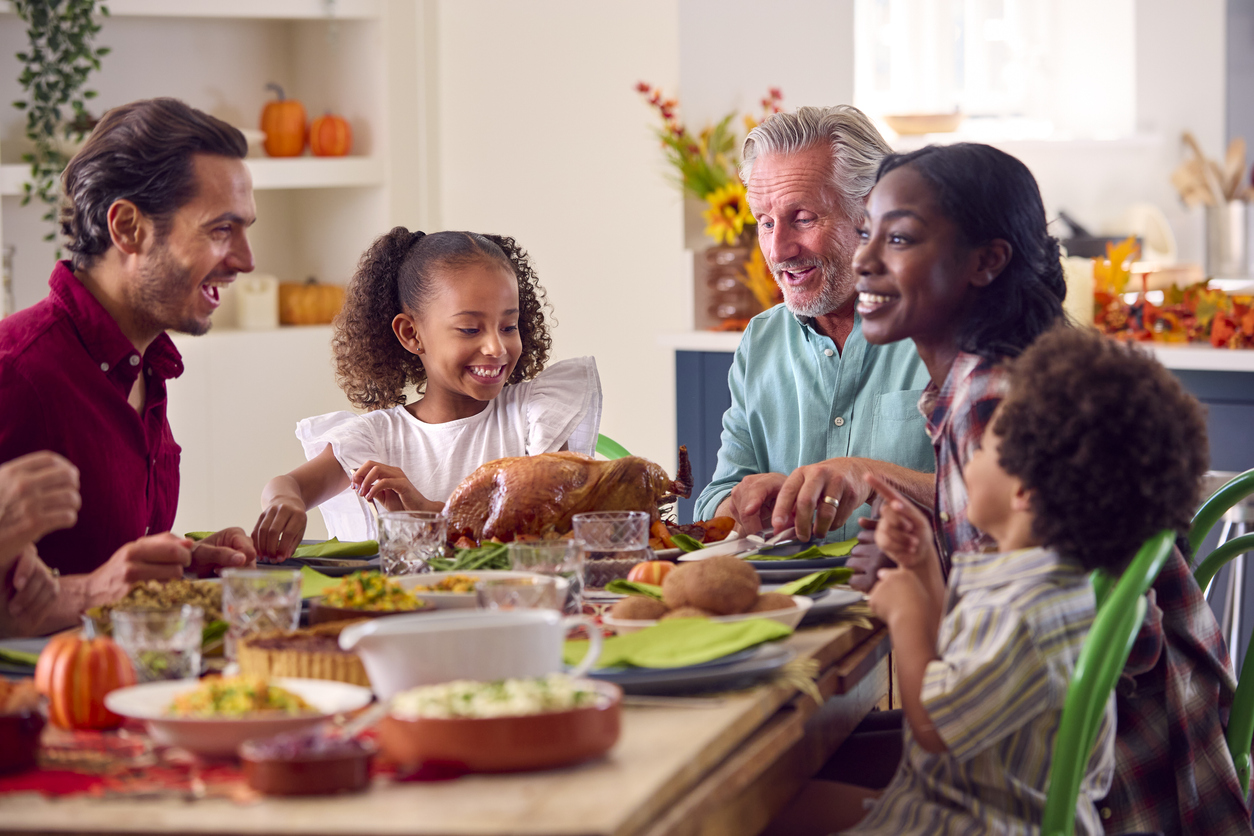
[4,545,60,636]
[847,501,896,593]
[352,461,438,513]
[0,451,81,560]
[252,494,309,563]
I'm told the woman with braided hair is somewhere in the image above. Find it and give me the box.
[252,229,601,558]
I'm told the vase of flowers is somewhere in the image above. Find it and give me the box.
[637,83,784,329]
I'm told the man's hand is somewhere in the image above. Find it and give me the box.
[253,495,308,563]
[0,451,81,558]
[190,527,256,577]
[351,461,439,513]
[847,507,895,594]
[719,472,788,535]
[5,545,60,635]
[772,458,877,541]
[86,533,196,605]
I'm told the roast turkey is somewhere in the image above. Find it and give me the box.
[445,447,693,544]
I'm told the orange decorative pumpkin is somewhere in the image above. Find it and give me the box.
[278,278,346,325]
[261,83,307,158]
[309,113,352,157]
[34,619,136,730]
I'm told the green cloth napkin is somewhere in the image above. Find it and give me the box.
[778,567,854,596]
[753,537,857,562]
[563,618,792,670]
[292,538,378,558]
[185,533,377,559]
[300,566,344,599]
[0,646,39,667]
[604,579,663,600]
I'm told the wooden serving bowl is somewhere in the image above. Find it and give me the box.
[308,597,433,626]
[377,680,622,773]
[240,737,376,796]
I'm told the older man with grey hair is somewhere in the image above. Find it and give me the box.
[693,106,935,589]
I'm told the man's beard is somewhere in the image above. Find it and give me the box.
[131,242,213,337]
[771,246,856,318]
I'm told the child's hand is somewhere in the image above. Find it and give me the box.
[867,566,932,629]
[252,497,308,563]
[352,461,438,513]
[866,472,938,572]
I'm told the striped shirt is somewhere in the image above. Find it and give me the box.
[848,547,1115,836]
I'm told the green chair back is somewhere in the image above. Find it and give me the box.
[595,433,631,460]
[1188,468,1254,796]
[1041,530,1176,836]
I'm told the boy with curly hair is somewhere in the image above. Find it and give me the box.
[843,326,1211,835]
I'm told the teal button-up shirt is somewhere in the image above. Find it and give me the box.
[693,305,935,541]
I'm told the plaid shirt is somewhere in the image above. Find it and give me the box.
[919,352,1009,574]
[921,356,1251,834]
[1099,545,1253,835]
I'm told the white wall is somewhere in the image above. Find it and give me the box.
[432,0,685,471]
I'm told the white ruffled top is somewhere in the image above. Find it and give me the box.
[296,356,603,541]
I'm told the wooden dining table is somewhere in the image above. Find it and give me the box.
[0,618,890,836]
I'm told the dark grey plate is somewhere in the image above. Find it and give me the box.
[583,643,794,695]
[0,637,50,678]
[747,555,848,572]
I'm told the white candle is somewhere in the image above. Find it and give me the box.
[237,274,279,330]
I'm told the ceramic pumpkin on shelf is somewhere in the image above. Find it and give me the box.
[309,113,352,157]
[34,617,136,730]
[279,278,346,325]
[261,83,307,157]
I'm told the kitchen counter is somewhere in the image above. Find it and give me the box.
[664,332,1254,522]
[659,331,1254,372]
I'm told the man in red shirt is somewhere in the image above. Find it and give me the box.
[0,98,258,633]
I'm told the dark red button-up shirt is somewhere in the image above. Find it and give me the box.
[0,262,183,576]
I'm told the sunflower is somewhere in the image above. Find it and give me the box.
[703,182,755,246]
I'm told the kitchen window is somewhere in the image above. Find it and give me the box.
[853,0,1137,142]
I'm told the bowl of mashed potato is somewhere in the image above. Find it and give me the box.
[379,674,621,773]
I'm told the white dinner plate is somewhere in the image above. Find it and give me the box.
[104,677,372,758]
[397,570,546,609]
[602,595,812,634]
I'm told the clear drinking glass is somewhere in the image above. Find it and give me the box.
[221,569,301,661]
[571,511,653,595]
[475,576,568,612]
[508,540,585,615]
[377,511,447,576]
[110,605,204,682]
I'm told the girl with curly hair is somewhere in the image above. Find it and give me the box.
[252,229,602,556]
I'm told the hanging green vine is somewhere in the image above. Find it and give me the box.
[11,0,110,243]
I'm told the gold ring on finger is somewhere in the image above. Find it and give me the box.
[822,496,840,509]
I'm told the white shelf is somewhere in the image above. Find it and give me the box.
[0,157,384,197]
[0,0,380,18]
[246,157,384,189]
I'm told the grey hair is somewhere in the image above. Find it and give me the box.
[740,105,892,223]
